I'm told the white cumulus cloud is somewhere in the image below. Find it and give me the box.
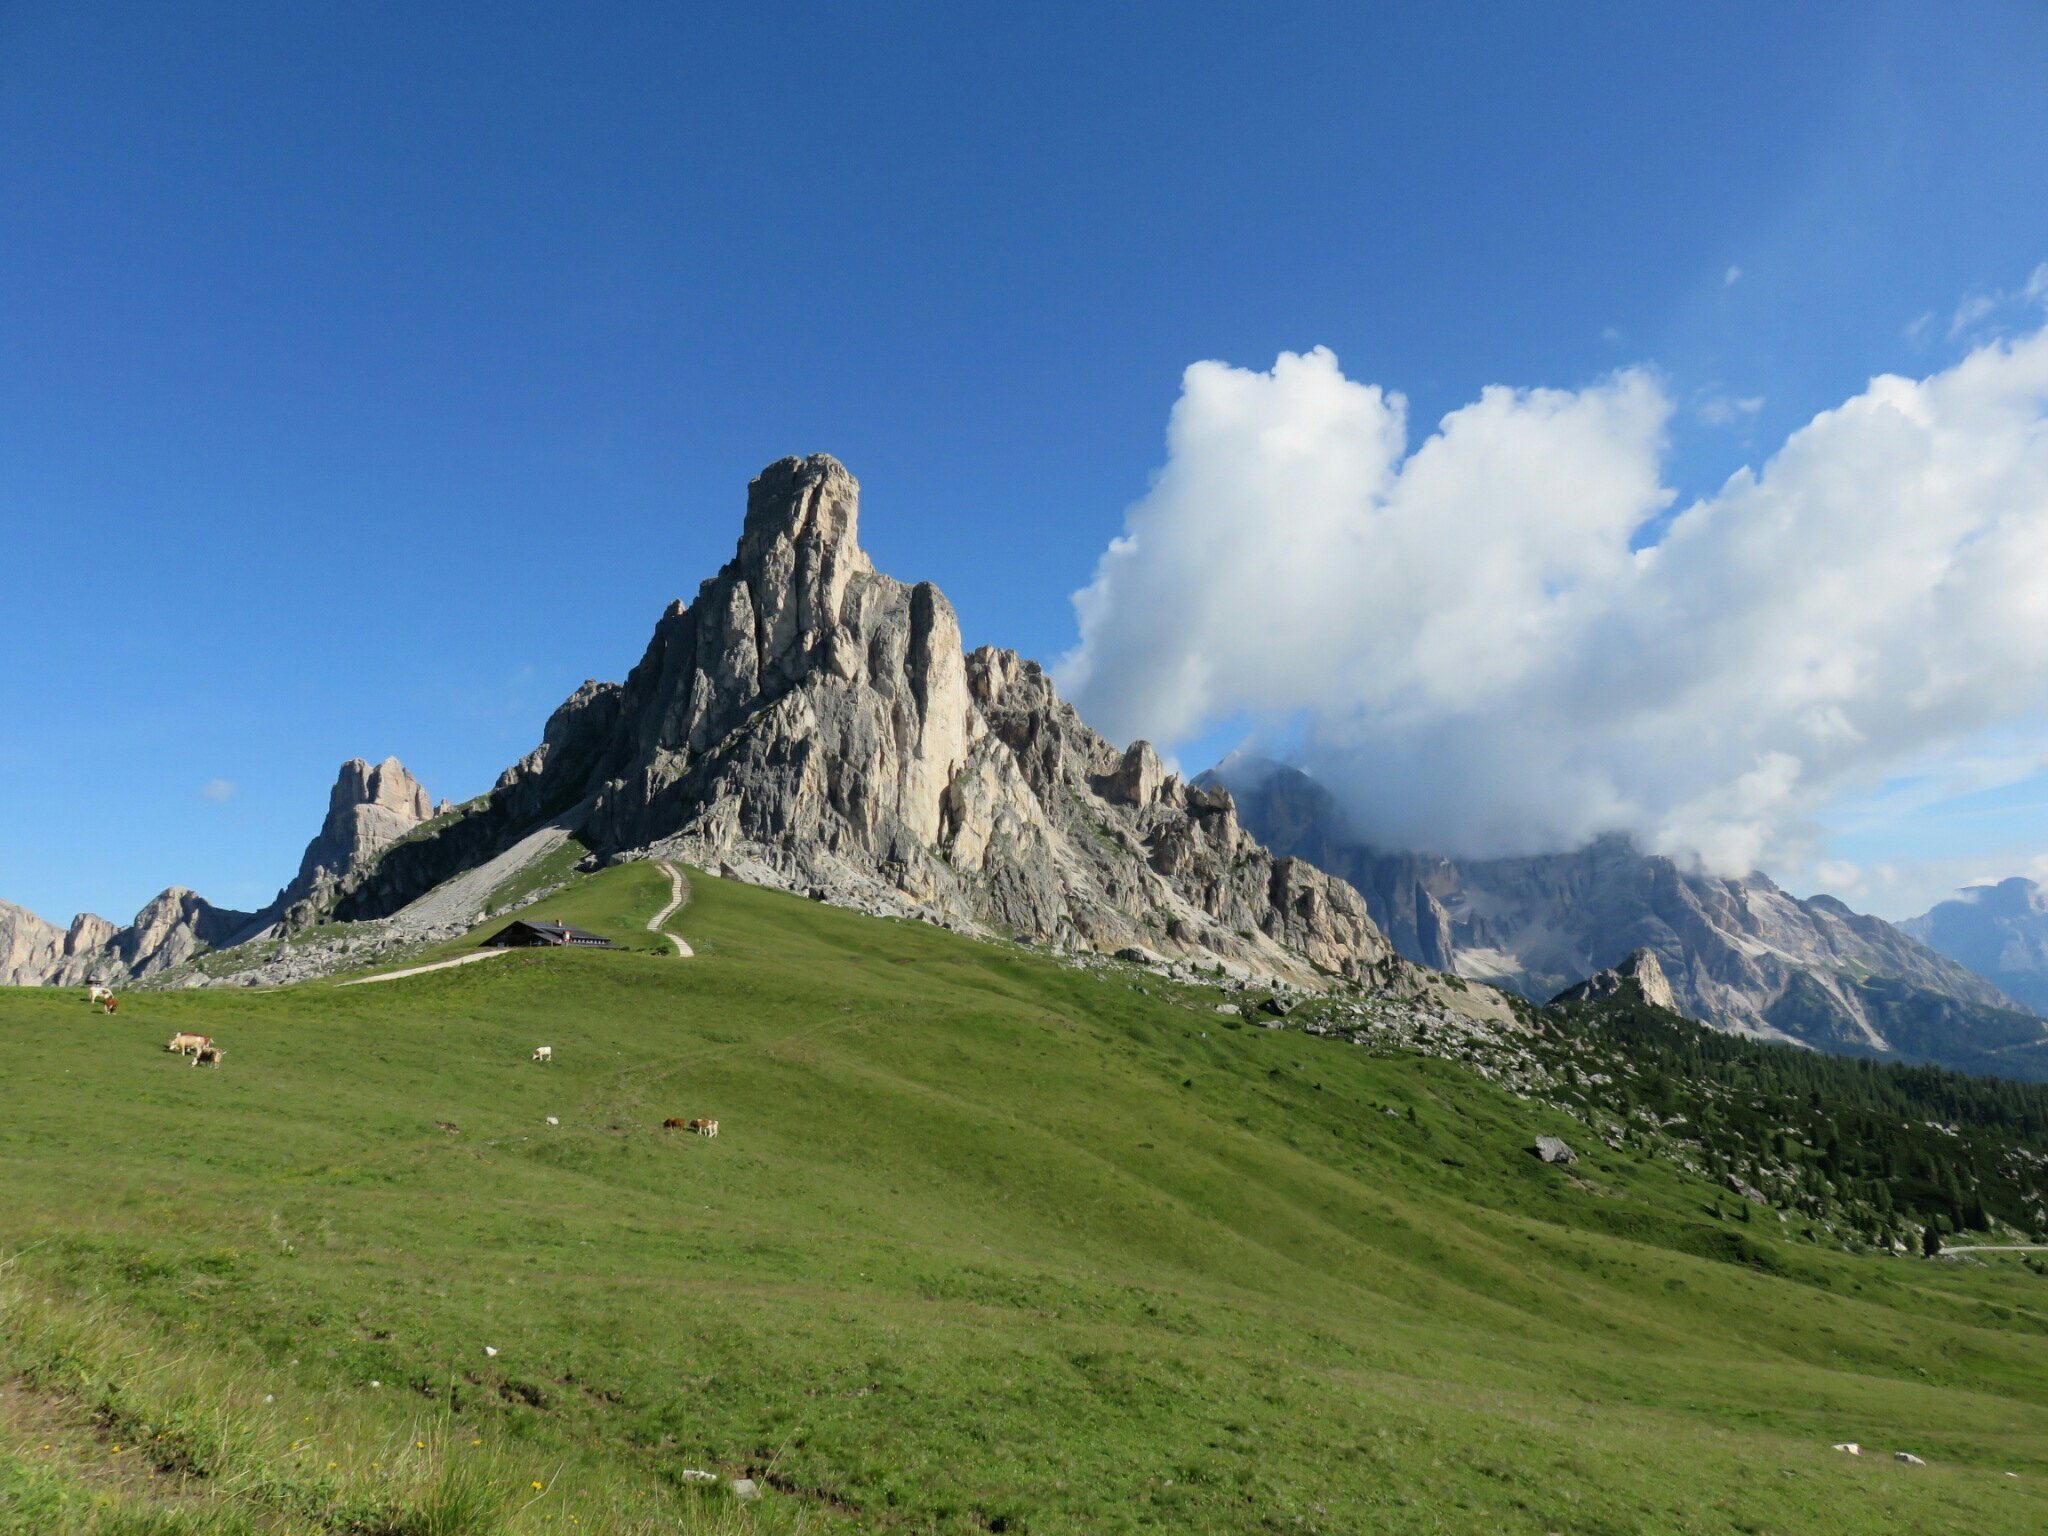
[1060,328,2048,875]
[201,778,236,803]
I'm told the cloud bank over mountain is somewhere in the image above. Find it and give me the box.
[1060,322,2048,876]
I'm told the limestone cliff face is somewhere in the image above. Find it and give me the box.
[341,455,1396,985]
[2,899,86,986]
[1,888,248,986]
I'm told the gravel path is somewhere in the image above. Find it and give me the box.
[650,861,693,956]
[337,950,512,987]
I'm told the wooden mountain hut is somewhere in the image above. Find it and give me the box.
[486,919,617,950]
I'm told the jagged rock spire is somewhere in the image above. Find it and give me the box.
[251,756,436,932]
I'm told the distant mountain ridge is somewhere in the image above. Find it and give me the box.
[1905,877,2048,1017]
[0,755,439,988]
[1,888,251,988]
[1209,757,2048,1079]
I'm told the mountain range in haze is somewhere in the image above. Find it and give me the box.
[1904,877,2048,1018]
[1206,758,2048,1079]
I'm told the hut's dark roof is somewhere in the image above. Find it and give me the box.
[488,919,616,948]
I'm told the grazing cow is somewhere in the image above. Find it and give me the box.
[662,1117,687,1130]
[530,1045,553,1063]
[101,996,119,1015]
[88,985,114,1007]
[192,1044,225,1069]
[689,1118,719,1138]
[166,1032,211,1056]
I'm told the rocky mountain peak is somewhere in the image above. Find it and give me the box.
[115,888,244,973]
[721,455,878,694]
[331,756,433,826]
[325,456,1427,992]
[66,911,117,954]
[1099,740,1170,808]
[1551,947,1681,1014]
[739,454,870,576]
[247,756,436,934]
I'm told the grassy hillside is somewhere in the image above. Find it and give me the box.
[2,865,2045,1533]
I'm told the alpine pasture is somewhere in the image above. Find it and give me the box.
[2,865,2044,1533]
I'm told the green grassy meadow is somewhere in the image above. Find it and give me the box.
[2,864,2045,1533]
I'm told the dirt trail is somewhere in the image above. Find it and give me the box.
[337,950,511,987]
[650,861,693,956]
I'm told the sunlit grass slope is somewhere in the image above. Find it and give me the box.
[2,864,2045,1533]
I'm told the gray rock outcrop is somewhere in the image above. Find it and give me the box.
[114,888,250,974]
[1550,947,1681,1014]
[331,455,1402,987]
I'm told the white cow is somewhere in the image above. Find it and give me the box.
[88,985,115,1007]
[531,1045,553,1063]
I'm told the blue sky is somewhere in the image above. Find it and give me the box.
[3,1,2046,925]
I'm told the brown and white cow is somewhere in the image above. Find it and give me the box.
[688,1118,718,1138]
[192,1044,225,1069]
[166,1032,212,1056]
